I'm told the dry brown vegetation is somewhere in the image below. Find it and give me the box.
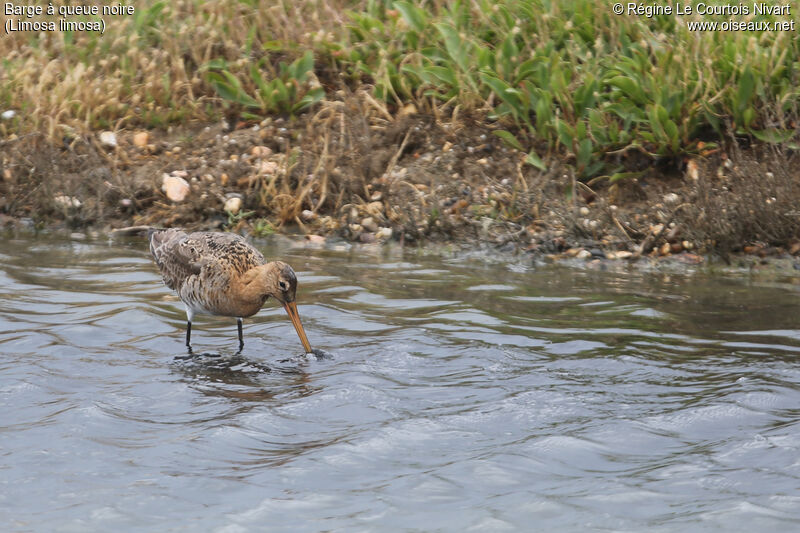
[1,0,799,261]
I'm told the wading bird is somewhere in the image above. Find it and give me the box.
[148,229,312,353]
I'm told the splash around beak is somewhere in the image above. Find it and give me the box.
[283,301,312,353]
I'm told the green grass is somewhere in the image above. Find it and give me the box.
[1,0,797,179]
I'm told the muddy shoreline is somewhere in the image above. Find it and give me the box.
[1,109,799,271]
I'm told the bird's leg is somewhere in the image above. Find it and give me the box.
[236,317,244,352]
[184,304,195,353]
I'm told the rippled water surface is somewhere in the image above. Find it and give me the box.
[2,234,800,532]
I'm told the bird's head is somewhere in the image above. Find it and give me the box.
[258,261,311,353]
[265,261,298,304]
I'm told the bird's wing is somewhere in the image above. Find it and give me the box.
[182,231,266,278]
[150,230,266,290]
[149,229,203,290]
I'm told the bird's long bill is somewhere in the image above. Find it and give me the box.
[283,301,312,353]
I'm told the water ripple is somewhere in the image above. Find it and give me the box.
[1,235,799,531]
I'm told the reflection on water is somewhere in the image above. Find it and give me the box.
[1,233,800,531]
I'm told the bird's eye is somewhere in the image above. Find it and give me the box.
[279,281,288,291]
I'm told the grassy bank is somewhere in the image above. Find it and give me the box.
[1,1,799,258]
[3,1,798,159]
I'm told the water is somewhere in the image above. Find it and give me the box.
[1,234,800,532]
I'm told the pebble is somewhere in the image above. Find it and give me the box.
[132,131,149,147]
[376,227,393,240]
[301,210,317,222]
[99,131,117,148]
[1,110,16,120]
[251,146,272,157]
[162,174,190,202]
[579,206,590,216]
[359,232,377,243]
[663,193,680,205]
[224,196,242,214]
[687,159,700,180]
[576,249,592,260]
[361,217,379,233]
[53,195,81,208]
[607,250,633,260]
[305,234,326,245]
[259,161,278,174]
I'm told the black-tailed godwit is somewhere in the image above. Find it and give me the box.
[148,229,312,353]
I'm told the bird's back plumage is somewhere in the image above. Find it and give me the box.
[149,229,266,317]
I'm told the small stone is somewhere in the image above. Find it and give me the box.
[220,173,229,186]
[376,227,393,240]
[132,131,149,147]
[576,249,592,260]
[579,206,590,216]
[442,141,453,152]
[305,234,326,245]
[660,242,671,256]
[476,158,489,166]
[1,110,16,120]
[224,196,242,214]
[170,170,188,178]
[120,198,132,208]
[607,250,633,260]
[687,159,700,180]
[670,242,683,254]
[359,232,377,243]
[743,245,761,255]
[2,169,11,182]
[370,191,383,201]
[162,174,190,202]
[99,131,117,148]
[53,195,81,208]
[259,161,278,174]
[361,217,379,233]
[251,146,272,157]
[300,209,317,222]
[682,240,694,251]
[663,193,680,205]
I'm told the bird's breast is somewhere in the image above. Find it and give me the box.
[179,274,264,318]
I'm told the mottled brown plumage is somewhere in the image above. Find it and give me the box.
[148,229,312,353]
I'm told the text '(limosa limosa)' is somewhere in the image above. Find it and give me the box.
[148,229,312,353]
